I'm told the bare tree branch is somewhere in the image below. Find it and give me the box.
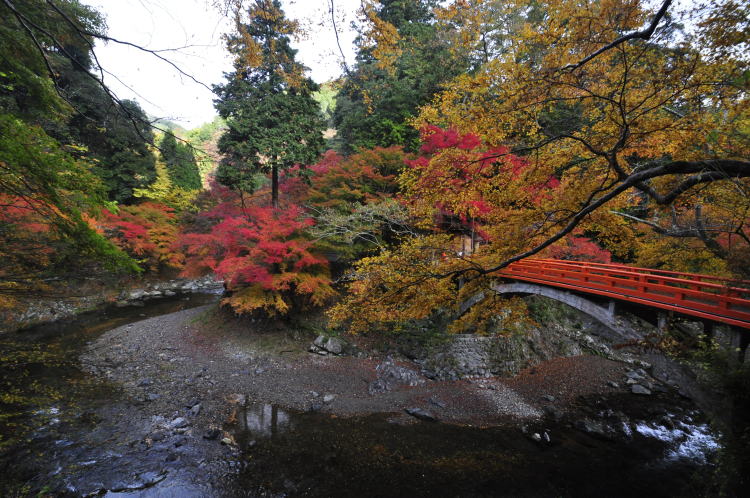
[329,0,351,76]
[430,158,750,281]
[562,0,673,72]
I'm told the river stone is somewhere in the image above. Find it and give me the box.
[128,289,146,300]
[542,394,556,402]
[631,384,652,395]
[369,357,425,395]
[150,430,168,442]
[203,428,221,440]
[314,335,326,347]
[322,394,336,404]
[324,337,343,355]
[405,407,437,422]
[428,397,447,409]
[169,417,189,429]
[625,370,643,380]
[575,418,619,440]
[189,403,201,416]
[109,471,166,492]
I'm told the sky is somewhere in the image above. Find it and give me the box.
[87,0,360,128]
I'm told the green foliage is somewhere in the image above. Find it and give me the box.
[1,1,156,204]
[0,0,105,121]
[0,115,137,305]
[313,82,338,124]
[332,0,468,153]
[213,0,325,206]
[159,133,201,190]
[54,59,157,202]
[186,116,226,144]
[133,158,199,212]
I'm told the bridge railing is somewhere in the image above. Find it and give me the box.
[534,259,750,288]
[496,259,750,328]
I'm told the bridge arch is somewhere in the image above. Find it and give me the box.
[460,282,642,341]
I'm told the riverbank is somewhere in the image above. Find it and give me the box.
[1,297,725,496]
[0,275,223,334]
[81,302,719,440]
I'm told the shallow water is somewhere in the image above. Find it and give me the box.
[0,296,722,497]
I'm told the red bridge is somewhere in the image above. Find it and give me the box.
[496,259,750,330]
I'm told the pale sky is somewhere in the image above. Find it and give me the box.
[87,0,360,128]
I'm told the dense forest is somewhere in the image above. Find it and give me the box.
[2,0,747,329]
[1,0,750,494]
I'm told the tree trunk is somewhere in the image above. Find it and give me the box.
[271,165,279,208]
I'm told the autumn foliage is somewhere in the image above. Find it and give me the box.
[179,186,335,316]
[99,202,184,272]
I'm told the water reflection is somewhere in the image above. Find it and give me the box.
[235,403,291,438]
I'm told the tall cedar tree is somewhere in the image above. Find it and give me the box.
[159,133,201,190]
[213,0,324,207]
[332,0,467,153]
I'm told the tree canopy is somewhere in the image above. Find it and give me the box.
[213,0,325,207]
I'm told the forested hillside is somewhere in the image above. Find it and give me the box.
[1,0,748,329]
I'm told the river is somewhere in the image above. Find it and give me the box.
[0,295,722,496]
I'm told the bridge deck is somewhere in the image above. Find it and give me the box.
[496,259,750,329]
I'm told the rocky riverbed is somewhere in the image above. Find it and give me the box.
[0,297,726,496]
[0,275,223,334]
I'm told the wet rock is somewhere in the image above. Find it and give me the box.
[530,433,542,442]
[169,417,189,429]
[607,381,619,388]
[428,397,447,409]
[308,402,323,412]
[189,403,201,416]
[221,437,234,446]
[128,290,147,300]
[625,370,642,380]
[543,405,564,421]
[324,337,343,355]
[138,378,153,387]
[542,394,556,402]
[322,394,336,404]
[631,384,652,395]
[146,393,160,402]
[405,407,437,422]
[150,430,168,442]
[109,471,167,492]
[369,357,425,395]
[203,428,221,440]
[575,418,612,439]
[310,335,346,355]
